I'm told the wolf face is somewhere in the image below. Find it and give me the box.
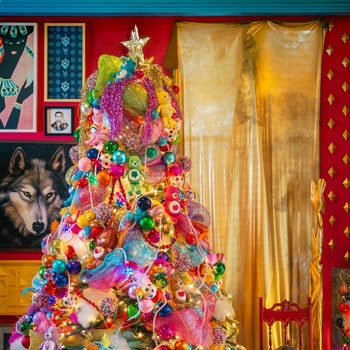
[0,147,69,248]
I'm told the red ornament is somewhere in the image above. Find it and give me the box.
[105,317,115,328]
[172,85,180,95]
[77,177,89,188]
[66,245,76,259]
[185,234,196,245]
[135,70,144,79]
[21,335,31,348]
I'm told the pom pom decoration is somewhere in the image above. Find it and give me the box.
[9,25,245,350]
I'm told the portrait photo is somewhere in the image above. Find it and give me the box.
[44,106,74,135]
[0,142,74,250]
[0,23,37,132]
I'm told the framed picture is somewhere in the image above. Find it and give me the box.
[0,326,11,350]
[44,106,74,135]
[0,142,74,250]
[44,23,85,101]
[0,23,37,132]
[332,267,350,348]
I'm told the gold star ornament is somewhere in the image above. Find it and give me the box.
[121,25,149,64]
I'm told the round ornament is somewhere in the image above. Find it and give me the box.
[137,196,152,210]
[139,216,155,231]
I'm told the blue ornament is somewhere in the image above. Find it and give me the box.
[158,303,172,316]
[54,273,68,287]
[67,260,82,275]
[162,151,175,165]
[112,150,127,164]
[86,148,99,159]
[137,196,152,211]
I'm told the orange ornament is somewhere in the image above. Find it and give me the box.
[97,170,111,185]
[174,339,189,350]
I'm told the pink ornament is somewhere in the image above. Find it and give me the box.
[32,311,47,326]
[168,165,182,176]
[159,324,174,340]
[206,253,218,265]
[138,298,155,313]
[78,157,92,172]
[110,164,124,178]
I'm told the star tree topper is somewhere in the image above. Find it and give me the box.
[121,25,150,64]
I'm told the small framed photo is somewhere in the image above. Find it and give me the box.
[44,106,74,136]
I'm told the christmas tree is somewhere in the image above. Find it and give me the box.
[9,26,245,350]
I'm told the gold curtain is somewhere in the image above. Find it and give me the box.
[166,20,324,350]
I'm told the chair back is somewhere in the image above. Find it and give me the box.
[259,297,313,350]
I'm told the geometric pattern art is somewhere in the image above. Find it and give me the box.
[46,24,85,100]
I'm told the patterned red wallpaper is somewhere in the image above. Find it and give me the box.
[321,16,350,350]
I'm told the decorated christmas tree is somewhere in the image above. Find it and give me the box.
[9,26,245,350]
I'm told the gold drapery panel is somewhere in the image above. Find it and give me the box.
[167,20,323,350]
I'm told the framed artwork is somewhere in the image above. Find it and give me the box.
[0,326,11,350]
[44,23,85,101]
[44,106,74,135]
[0,23,37,132]
[332,267,350,349]
[0,142,74,250]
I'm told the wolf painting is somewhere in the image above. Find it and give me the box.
[0,144,71,249]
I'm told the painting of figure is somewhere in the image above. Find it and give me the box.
[0,23,37,131]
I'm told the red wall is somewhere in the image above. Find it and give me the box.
[1,14,349,350]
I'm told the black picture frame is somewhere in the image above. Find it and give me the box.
[0,142,74,250]
[44,106,74,136]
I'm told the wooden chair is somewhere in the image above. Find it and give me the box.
[259,297,313,350]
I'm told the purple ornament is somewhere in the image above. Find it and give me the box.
[67,260,82,275]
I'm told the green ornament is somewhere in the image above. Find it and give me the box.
[89,240,95,251]
[139,216,155,231]
[146,147,158,159]
[214,261,225,275]
[73,128,80,142]
[20,321,31,334]
[104,140,119,154]
[152,273,167,289]
[39,265,47,279]
[89,174,98,185]
[127,304,139,318]
[87,90,94,105]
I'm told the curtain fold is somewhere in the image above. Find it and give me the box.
[170,20,323,350]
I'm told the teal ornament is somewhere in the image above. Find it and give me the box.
[158,136,167,146]
[162,151,175,165]
[152,109,159,119]
[104,140,118,154]
[146,147,158,159]
[112,150,127,164]
[89,173,98,185]
[139,216,155,230]
[52,259,67,274]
